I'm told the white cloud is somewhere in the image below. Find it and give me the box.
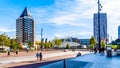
[100,0,120,40]
[53,29,92,39]
[32,0,120,40]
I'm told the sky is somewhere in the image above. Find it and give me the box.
[0,0,120,41]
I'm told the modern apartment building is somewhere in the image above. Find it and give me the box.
[16,7,35,47]
[93,13,107,43]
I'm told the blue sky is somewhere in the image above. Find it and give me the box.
[0,0,120,41]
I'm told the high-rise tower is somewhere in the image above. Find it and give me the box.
[94,13,107,43]
[16,7,35,47]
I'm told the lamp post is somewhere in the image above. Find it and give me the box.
[97,0,102,52]
[63,59,66,68]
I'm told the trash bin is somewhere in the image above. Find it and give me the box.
[106,47,112,57]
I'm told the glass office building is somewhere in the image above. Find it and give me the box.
[93,13,107,43]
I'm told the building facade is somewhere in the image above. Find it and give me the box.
[93,13,107,43]
[61,37,80,48]
[16,7,35,47]
[118,26,120,38]
[79,39,90,45]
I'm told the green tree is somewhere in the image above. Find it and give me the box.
[0,33,10,49]
[112,45,117,49]
[28,40,34,50]
[50,41,54,48]
[53,38,62,47]
[66,44,70,49]
[101,40,106,47]
[51,41,55,48]
[10,39,20,51]
[10,39,16,51]
[40,38,45,50]
[45,42,51,49]
[36,41,40,50]
[89,36,96,49]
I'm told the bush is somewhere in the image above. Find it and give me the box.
[66,44,70,49]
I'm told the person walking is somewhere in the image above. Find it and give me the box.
[101,47,105,55]
[7,49,10,56]
[7,51,10,56]
[94,48,97,54]
[39,52,42,61]
[15,50,18,55]
[77,52,81,57]
[36,52,39,60]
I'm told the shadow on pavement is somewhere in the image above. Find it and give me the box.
[9,59,64,68]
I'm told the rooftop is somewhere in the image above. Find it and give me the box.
[20,7,31,17]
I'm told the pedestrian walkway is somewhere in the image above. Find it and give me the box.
[0,50,63,58]
[72,53,120,68]
[40,53,120,68]
[0,50,89,67]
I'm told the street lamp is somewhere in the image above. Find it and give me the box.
[97,0,102,52]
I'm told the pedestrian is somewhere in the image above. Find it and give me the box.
[7,51,10,56]
[36,52,39,60]
[26,48,29,53]
[94,48,97,54]
[77,52,81,57]
[101,47,105,55]
[39,52,42,61]
[7,49,10,56]
[16,50,18,55]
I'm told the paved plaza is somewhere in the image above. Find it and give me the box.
[40,52,120,68]
[0,50,89,68]
[1,50,120,68]
[72,53,120,68]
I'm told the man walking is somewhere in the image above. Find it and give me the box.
[39,52,42,61]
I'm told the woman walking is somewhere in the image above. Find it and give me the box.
[36,52,39,60]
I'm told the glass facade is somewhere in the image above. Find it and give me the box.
[118,26,120,38]
[93,13,107,43]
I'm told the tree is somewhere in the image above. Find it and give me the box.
[101,40,106,47]
[28,40,34,50]
[36,41,40,45]
[36,41,40,50]
[0,33,10,49]
[10,39,20,51]
[89,36,96,49]
[66,44,70,49]
[45,42,51,49]
[53,38,62,47]
[112,45,117,49]
[40,38,44,50]
[49,41,54,48]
